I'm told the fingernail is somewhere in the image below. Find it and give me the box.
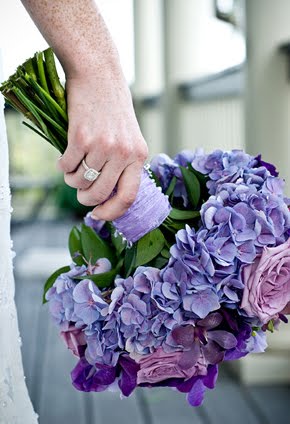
[91,207,100,220]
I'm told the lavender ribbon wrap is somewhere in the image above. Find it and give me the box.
[113,168,171,242]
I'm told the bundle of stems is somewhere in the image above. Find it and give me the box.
[0,48,67,154]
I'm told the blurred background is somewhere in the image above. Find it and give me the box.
[1,0,290,423]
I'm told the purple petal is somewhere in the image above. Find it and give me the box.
[73,280,91,303]
[203,365,218,389]
[118,356,139,397]
[187,379,206,407]
[183,290,220,319]
[207,331,237,349]
[202,340,224,364]
[198,312,223,329]
[171,326,194,348]
[178,342,201,370]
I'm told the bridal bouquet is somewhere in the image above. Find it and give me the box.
[1,50,290,407]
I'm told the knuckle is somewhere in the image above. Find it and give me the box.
[137,143,148,162]
[73,127,91,151]
[119,191,136,209]
[119,143,133,161]
[97,136,112,155]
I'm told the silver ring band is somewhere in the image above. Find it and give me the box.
[82,159,101,182]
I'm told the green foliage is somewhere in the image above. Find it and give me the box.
[180,166,201,209]
[135,228,165,267]
[80,224,115,265]
[68,226,84,266]
[169,208,200,221]
[124,244,137,277]
[76,266,121,289]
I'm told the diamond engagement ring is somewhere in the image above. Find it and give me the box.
[82,159,101,182]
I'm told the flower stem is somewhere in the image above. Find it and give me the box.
[44,48,66,111]
[36,51,50,93]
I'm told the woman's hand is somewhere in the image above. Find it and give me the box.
[20,0,148,221]
[58,73,148,221]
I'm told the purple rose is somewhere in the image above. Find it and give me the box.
[60,325,87,357]
[136,347,207,384]
[241,238,290,324]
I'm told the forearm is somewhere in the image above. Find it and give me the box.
[20,0,123,79]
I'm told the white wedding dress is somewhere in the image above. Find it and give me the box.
[0,53,38,423]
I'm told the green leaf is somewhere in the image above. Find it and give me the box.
[124,244,137,277]
[267,320,274,333]
[109,225,126,255]
[160,248,170,259]
[135,228,165,267]
[76,268,119,289]
[81,224,115,265]
[180,166,201,208]
[42,265,70,304]
[165,176,177,197]
[169,208,200,221]
[149,256,168,268]
[68,226,84,265]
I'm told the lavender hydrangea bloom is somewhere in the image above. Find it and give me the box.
[150,153,177,191]
[84,320,122,367]
[213,182,290,247]
[164,226,220,318]
[45,265,86,330]
[152,264,186,314]
[73,279,108,327]
[202,199,257,264]
[108,267,178,355]
[113,168,171,243]
[191,149,254,195]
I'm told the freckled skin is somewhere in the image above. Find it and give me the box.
[20,1,148,221]
[21,0,121,77]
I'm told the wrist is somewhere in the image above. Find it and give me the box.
[62,44,124,81]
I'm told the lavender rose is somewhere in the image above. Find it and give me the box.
[241,238,290,324]
[136,347,207,384]
[60,325,87,357]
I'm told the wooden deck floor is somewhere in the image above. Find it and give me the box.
[12,221,290,424]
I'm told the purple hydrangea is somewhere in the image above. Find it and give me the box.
[165,226,220,319]
[45,264,86,330]
[73,279,108,327]
[108,267,179,355]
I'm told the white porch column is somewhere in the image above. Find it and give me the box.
[245,0,290,194]
[163,0,214,155]
[133,0,165,156]
[133,0,164,98]
[164,0,214,84]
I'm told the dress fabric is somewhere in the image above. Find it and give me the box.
[0,52,38,424]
